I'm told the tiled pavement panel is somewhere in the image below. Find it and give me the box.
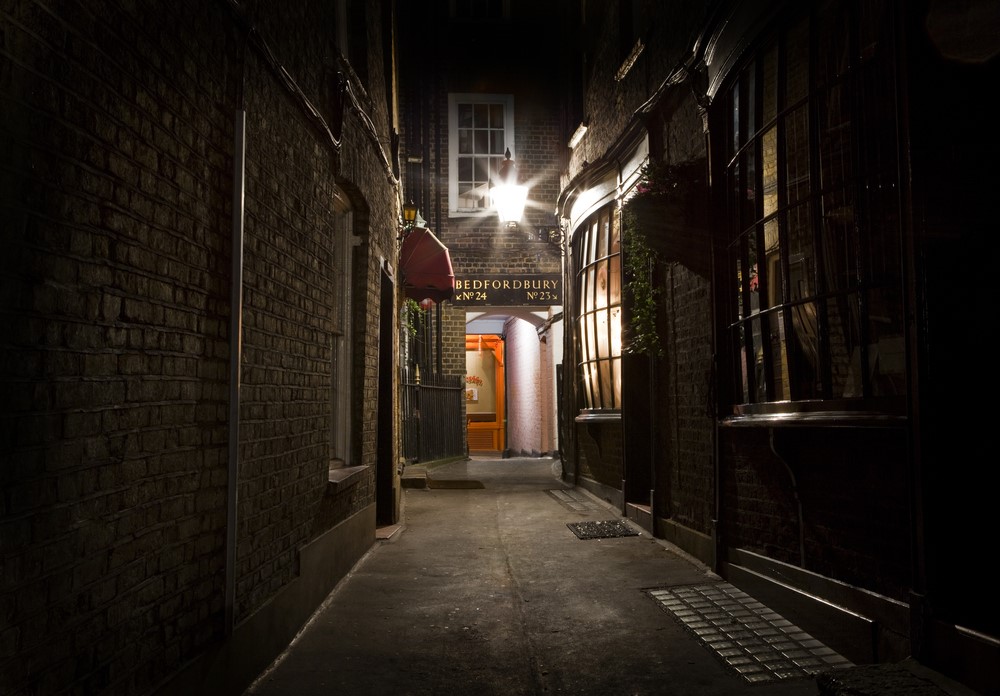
[647,583,853,685]
[546,488,609,515]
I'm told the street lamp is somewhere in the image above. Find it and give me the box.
[398,200,419,241]
[490,148,528,228]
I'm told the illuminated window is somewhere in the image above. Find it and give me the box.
[574,204,622,412]
[717,0,905,416]
[448,93,515,216]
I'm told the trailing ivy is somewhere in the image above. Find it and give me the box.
[621,205,663,357]
[403,298,421,338]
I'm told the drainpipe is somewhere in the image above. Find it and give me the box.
[225,108,246,634]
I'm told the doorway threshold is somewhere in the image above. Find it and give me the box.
[626,502,653,533]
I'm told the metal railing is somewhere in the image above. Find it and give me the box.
[401,372,465,463]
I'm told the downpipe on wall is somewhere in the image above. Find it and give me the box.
[225,108,246,635]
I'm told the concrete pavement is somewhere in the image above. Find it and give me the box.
[241,457,971,696]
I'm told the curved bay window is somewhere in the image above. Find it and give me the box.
[574,204,623,415]
[718,0,905,418]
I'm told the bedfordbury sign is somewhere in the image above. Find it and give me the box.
[451,274,561,306]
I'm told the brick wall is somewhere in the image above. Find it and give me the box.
[719,427,911,601]
[1,2,236,691]
[0,1,397,693]
[655,262,715,535]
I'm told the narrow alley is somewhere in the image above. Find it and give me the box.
[237,458,968,696]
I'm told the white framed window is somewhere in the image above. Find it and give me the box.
[330,193,354,466]
[448,93,515,217]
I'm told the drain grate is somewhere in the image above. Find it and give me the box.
[646,583,852,684]
[567,519,639,540]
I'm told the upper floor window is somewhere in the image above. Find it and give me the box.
[574,204,622,413]
[716,0,905,418]
[448,93,515,216]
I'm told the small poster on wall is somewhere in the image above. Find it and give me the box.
[465,387,479,403]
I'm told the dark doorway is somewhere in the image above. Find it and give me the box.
[376,269,396,525]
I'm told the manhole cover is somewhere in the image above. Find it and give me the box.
[567,519,639,540]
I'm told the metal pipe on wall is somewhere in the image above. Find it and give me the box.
[225,108,246,634]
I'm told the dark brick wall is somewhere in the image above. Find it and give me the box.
[576,421,624,493]
[1,2,236,692]
[1,0,396,693]
[720,427,911,601]
[655,263,714,534]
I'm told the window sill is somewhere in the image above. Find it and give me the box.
[722,411,907,429]
[328,464,369,494]
[575,410,622,423]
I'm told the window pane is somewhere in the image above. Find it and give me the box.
[596,214,609,259]
[458,129,472,154]
[821,189,856,292]
[735,251,746,320]
[458,104,473,127]
[789,301,821,399]
[584,267,596,312]
[474,156,490,182]
[611,356,622,408]
[785,105,810,205]
[767,312,790,401]
[490,130,504,155]
[828,293,862,398]
[741,149,756,229]
[610,306,622,360]
[762,44,778,125]
[763,219,781,308]
[747,230,760,313]
[474,130,488,154]
[750,315,764,401]
[731,80,740,155]
[787,202,814,301]
[819,82,852,191]
[489,103,504,127]
[609,253,621,306]
[474,103,488,126]
[761,127,778,219]
[735,325,750,403]
[816,0,851,85]
[596,308,609,359]
[867,287,905,396]
[786,19,810,104]
[598,358,613,408]
[597,260,610,307]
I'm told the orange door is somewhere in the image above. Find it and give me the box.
[465,334,504,455]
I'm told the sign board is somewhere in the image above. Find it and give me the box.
[451,274,561,306]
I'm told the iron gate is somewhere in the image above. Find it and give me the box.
[401,373,465,463]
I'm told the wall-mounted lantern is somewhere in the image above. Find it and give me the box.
[489,148,528,228]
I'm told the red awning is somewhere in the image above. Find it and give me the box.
[399,226,455,303]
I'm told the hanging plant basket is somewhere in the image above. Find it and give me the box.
[622,159,710,278]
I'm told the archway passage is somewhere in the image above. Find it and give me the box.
[465,334,505,455]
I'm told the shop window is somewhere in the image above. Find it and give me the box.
[718,0,905,417]
[574,204,622,413]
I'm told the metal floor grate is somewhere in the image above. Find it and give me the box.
[646,583,853,684]
[567,519,639,540]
